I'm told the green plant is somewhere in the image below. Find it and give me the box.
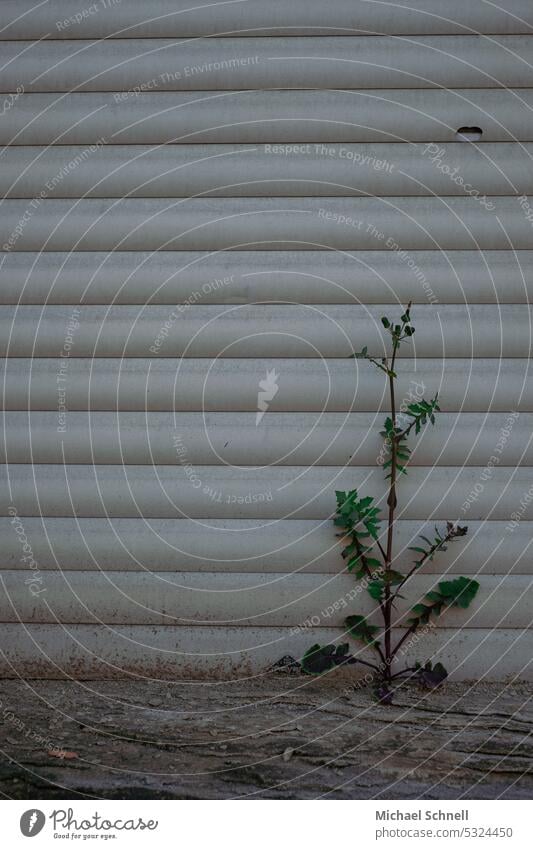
[300,304,479,703]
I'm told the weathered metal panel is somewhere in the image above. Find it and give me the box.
[2,358,530,411]
[1,250,532,305]
[2,411,531,466]
[1,304,530,357]
[3,1,533,38]
[2,517,531,575]
[3,90,533,144]
[1,464,531,520]
[0,4,531,680]
[1,197,532,251]
[4,143,533,199]
[0,625,530,680]
[0,572,529,628]
[3,37,532,91]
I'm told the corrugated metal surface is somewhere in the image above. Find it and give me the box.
[1,1,532,38]
[3,37,533,90]
[1,0,532,680]
[4,90,533,144]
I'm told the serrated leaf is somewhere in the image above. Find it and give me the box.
[347,555,363,572]
[408,576,479,628]
[437,576,479,608]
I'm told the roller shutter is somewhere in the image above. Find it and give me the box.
[1,0,532,680]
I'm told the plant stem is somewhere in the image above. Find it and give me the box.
[387,525,459,666]
[385,360,398,566]
[383,335,400,684]
[391,526,457,603]
[375,538,388,562]
[396,393,438,443]
[346,657,381,672]
[350,529,387,620]
[389,666,419,681]
[388,624,418,665]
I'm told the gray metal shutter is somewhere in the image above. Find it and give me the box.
[1,0,532,679]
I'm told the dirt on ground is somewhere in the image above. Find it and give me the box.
[0,674,531,800]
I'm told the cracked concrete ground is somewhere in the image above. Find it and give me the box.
[0,676,531,799]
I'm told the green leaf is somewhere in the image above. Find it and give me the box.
[437,576,480,608]
[347,555,363,573]
[334,489,383,578]
[408,604,432,626]
[367,580,385,601]
[301,643,352,675]
[407,576,479,628]
[365,557,384,570]
[415,660,448,688]
[383,569,404,585]
[381,317,390,328]
[346,614,381,647]
[334,517,350,530]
